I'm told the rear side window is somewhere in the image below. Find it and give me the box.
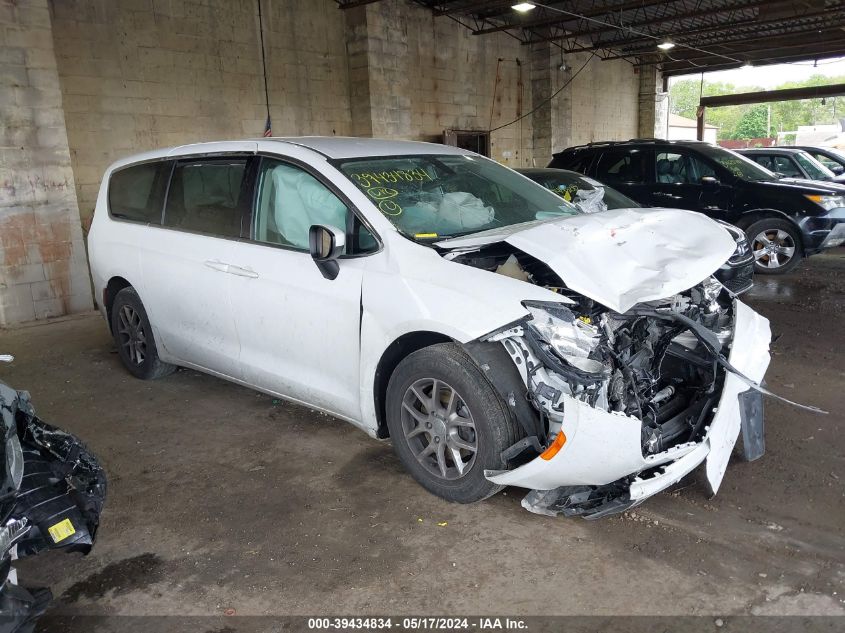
[595,150,649,184]
[108,162,170,223]
[163,158,249,238]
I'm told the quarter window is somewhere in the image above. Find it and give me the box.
[108,162,170,223]
[254,159,352,252]
[163,158,249,238]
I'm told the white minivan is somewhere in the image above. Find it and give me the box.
[88,137,772,518]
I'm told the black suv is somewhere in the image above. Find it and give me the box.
[550,140,845,273]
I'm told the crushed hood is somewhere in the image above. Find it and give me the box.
[437,207,736,313]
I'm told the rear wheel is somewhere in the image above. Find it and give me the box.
[746,218,802,274]
[385,343,518,503]
[111,287,176,380]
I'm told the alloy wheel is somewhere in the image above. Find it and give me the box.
[400,378,478,481]
[117,305,146,365]
[752,228,796,270]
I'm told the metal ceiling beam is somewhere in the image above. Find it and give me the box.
[471,0,673,35]
[699,83,845,108]
[614,9,842,56]
[626,29,845,65]
[522,0,839,47]
[662,50,845,77]
[336,0,384,8]
[534,0,770,41]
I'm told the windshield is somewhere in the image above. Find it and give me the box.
[793,152,835,181]
[337,155,579,240]
[695,144,776,182]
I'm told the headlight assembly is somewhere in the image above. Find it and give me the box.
[522,301,605,374]
[805,194,845,211]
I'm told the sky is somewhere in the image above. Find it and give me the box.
[668,56,845,89]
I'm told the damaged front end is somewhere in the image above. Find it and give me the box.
[466,275,771,519]
[0,368,106,630]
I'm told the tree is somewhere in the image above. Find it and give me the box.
[731,104,769,139]
[668,72,845,140]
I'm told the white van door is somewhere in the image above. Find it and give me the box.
[139,156,252,378]
[225,157,372,420]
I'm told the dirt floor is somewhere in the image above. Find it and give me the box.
[1,251,843,624]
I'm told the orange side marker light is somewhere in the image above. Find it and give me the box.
[540,430,567,461]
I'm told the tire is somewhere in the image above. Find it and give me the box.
[385,343,518,503]
[110,287,176,380]
[745,218,803,274]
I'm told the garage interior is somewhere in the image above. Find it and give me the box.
[1,0,844,627]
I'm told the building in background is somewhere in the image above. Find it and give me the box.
[666,113,718,143]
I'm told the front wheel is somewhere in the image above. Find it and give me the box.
[746,218,803,274]
[385,343,519,503]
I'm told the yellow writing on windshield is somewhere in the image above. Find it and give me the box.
[352,169,433,188]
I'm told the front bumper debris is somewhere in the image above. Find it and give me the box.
[0,376,106,629]
[482,294,772,519]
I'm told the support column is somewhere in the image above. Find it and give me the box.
[638,61,668,139]
[343,0,411,139]
[0,0,93,325]
[530,42,553,167]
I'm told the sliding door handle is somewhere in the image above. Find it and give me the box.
[227,265,259,279]
[204,260,230,273]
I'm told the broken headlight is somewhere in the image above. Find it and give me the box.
[523,301,604,373]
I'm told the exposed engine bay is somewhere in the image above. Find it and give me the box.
[445,242,768,518]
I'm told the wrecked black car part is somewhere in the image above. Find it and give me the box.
[0,370,106,631]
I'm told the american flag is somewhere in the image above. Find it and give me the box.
[263,114,272,138]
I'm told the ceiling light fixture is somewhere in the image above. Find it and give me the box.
[512,3,536,12]
[657,41,675,50]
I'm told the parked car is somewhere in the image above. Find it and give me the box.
[549,139,845,274]
[516,167,755,294]
[88,138,773,518]
[785,145,845,176]
[736,147,845,184]
[0,356,106,630]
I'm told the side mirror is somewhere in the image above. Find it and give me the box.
[701,176,720,190]
[830,165,844,175]
[309,225,346,280]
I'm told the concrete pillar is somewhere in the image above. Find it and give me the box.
[343,0,411,139]
[0,0,93,325]
[638,61,668,139]
[529,42,553,167]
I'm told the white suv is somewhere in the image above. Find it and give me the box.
[88,137,772,518]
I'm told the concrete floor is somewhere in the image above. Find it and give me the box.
[2,251,843,623]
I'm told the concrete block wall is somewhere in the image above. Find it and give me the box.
[0,0,93,326]
[552,50,640,149]
[402,1,531,167]
[49,0,353,223]
[0,0,661,325]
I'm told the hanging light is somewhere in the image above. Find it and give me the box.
[657,41,675,50]
[512,3,536,12]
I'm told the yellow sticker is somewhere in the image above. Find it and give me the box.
[415,233,438,239]
[48,518,76,543]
